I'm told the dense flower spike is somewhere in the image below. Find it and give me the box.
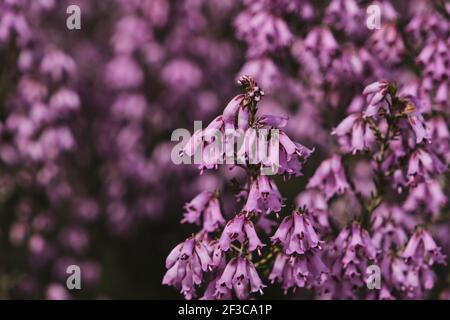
[165,74,315,300]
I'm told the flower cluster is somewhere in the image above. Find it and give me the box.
[163,76,316,299]
[165,77,448,300]
[1,0,450,300]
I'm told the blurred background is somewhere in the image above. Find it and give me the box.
[0,0,449,299]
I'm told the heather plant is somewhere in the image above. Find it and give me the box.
[0,0,449,300]
[163,75,448,299]
[163,75,315,299]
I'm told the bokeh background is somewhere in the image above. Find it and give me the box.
[0,0,449,299]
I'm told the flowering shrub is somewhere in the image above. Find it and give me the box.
[0,0,449,299]
[163,75,448,299]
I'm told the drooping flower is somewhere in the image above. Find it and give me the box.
[296,189,330,232]
[403,180,447,219]
[215,256,265,300]
[181,115,225,171]
[271,209,322,255]
[304,26,339,68]
[368,23,405,65]
[162,235,214,299]
[324,0,365,37]
[427,115,450,158]
[245,114,314,176]
[371,204,412,252]
[332,112,375,154]
[330,222,377,288]
[242,175,283,214]
[218,213,265,253]
[269,251,328,292]
[235,4,292,58]
[222,94,249,131]
[277,131,314,177]
[362,80,390,118]
[181,191,225,232]
[415,38,450,108]
[407,147,446,185]
[402,227,446,267]
[307,155,350,199]
[401,97,431,144]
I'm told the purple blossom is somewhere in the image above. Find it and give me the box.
[407,147,446,185]
[277,131,314,177]
[295,189,330,232]
[329,222,377,289]
[163,235,214,299]
[235,3,292,58]
[368,23,405,65]
[181,191,225,232]
[222,94,249,131]
[307,155,350,199]
[242,175,283,214]
[402,227,446,267]
[219,214,265,253]
[403,180,447,218]
[215,256,265,300]
[371,204,412,252]
[362,80,390,118]
[269,251,328,292]
[271,209,322,255]
[332,113,375,154]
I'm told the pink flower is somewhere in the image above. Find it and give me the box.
[330,222,377,288]
[277,131,314,177]
[242,175,283,214]
[222,94,248,131]
[296,189,330,232]
[215,256,265,299]
[362,80,390,118]
[402,227,446,267]
[403,180,447,218]
[271,209,322,255]
[162,235,214,299]
[218,214,265,253]
[332,113,375,154]
[407,147,446,184]
[181,191,225,232]
[307,155,350,199]
[269,251,328,292]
